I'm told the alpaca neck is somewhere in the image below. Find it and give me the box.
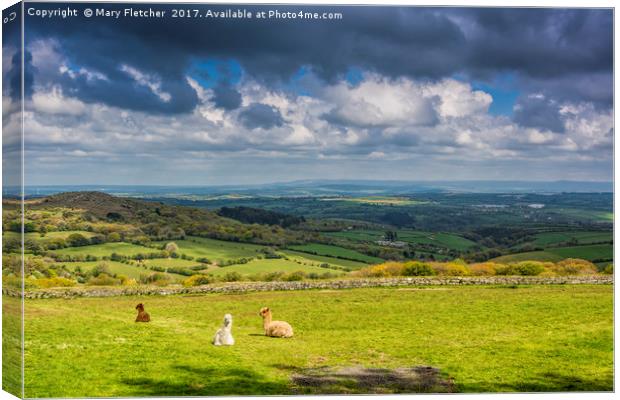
[262,313,272,330]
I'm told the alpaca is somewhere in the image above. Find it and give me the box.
[213,313,235,346]
[259,307,293,338]
[135,303,150,322]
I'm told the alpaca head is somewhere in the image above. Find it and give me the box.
[223,313,233,327]
[136,303,145,312]
[259,307,271,318]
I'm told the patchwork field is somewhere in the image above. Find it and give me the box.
[51,242,157,257]
[324,230,478,251]
[18,285,613,397]
[281,250,367,270]
[531,231,612,246]
[206,258,342,277]
[494,244,613,264]
[287,243,383,264]
[152,237,265,263]
[57,261,187,280]
[319,196,428,206]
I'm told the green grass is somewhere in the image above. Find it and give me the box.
[206,258,342,277]
[21,285,612,396]
[288,244,383,264]
[492,244,613,263]
[2,296,22,398]
[324,230,478,251]
[4,230,98,243]
[551,208,613,222]
[282,250,367,270]
[142,258,206,270]
[51,242,159,257]
[531,231,612,246]
[547,244,613,261]
[153,237,265,263]
[55,261,182,280]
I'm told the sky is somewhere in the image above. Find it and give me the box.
[2,4,613,186]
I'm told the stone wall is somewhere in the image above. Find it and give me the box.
[3,275,613,299]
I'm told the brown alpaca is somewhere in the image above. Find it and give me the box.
[259,307,293,338]
[135,303,150,322]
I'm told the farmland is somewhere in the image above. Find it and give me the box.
[493,244,613,264]
[288,243,384,264]
[17,284,612,397]
[152,237,266,263]
[206,258,342,277]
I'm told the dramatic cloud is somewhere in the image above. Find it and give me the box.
[3,5,612,185]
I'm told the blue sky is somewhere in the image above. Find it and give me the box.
[3,4,613,185]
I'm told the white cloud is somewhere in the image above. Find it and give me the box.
[120,64,171,102]
[31,86,86,115]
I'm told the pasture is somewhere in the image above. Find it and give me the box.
[206,258,342,277]
[324,229,478,251]
[281,250,367,270]
[57,261,186,280]
[18,284,612,397]
[152,237,265,263]
[494,244,613,264]
[531,231,612,246]
[51,242,158,257]
[4,230,98,243]
[287,243,383,264]
[319,196,428,206]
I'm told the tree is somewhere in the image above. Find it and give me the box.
[165,242,179,254]
[67,233,90,247]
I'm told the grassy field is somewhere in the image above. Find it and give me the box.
[2,296,22,397]
[142,258,206,270]
[288,244,383,264]
[19,285,612,397]
[206,258,342,277]
[57,261,187,280]
[324,230,478,251]
[494,244,613,263]
[282,250,367,270]
[531,231,612,246]
[152,237,265,263]
[51,242,159,257]
[4,230,98,243]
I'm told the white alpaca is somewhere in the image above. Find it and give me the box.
[213,313,235,346]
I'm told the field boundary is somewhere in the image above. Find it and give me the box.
[6,276,613,299]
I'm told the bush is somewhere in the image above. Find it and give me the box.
[90,262,112,277]
[402,261,434,276]
[33,277,77,288]
[469,262,501,276]
[87,273,121,286]
[431,262,470,276]
[602,264,613,275]
[513,261,546,276]
[139,272,172,286]
[283,271,307,281]
[552,259,598,275]
[356,262,404,277]
[222,271,243,282]
[183,274,216,287]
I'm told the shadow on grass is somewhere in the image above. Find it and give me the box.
[273,364,455,394]
[461,371,613,393]
[121,365,290,396]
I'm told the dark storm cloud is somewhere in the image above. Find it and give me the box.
[24,5,612,115]
[239,103,284,130]
[8,50,35,100]
[512,95,566,133]
[211,84,242,110]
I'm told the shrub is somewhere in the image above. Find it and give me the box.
[431,262,470,276]
[263,271,284,281]
[90,262,112,277]
[602,264,613,275]
[164,242,179,253]
[183,274,216,287]
[222,271,243,282]
[139,272,172,286]
[469,262,501,276]
[402,261,435,276]
[552,258,598,275]
[283,271,307,281]
[87,273,121,286]
[513,261,546,276]
[33,277,77,288]
[356,262,404,277]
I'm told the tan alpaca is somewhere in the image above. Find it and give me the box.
[135,303,150,322]
[259,307,293,338]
